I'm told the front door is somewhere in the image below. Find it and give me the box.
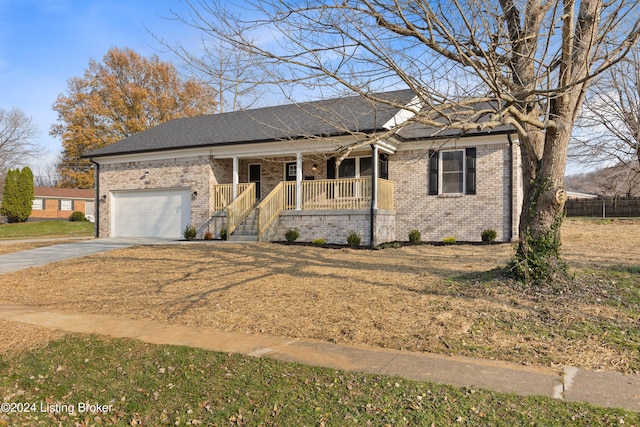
[285,162,298,181]
[249,163,261,199]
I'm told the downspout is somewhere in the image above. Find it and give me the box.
[89,159,100,238]
[370,144,378,248]
[507,132,514,242]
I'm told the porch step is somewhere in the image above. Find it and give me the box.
[229,209,258,242]
[229,234,258,242]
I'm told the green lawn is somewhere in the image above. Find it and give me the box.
[0,221,94,239]
[0,335,637,427]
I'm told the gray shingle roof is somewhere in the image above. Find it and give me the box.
[84,89,416,158]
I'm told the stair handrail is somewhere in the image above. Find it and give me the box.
[256,181,287,241]
[377,178,394,210]
[225,183,256,240]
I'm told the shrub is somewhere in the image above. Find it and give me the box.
[312,237,326,245]
[346,230,361,247]
[220,227,227,240]
[408,229,421,243]
[203,230,213,240]
[0,167,34,223]
[481,229,497,243]
[183,224,196,240]
[284,228,300,243]
[443,236,457,245]
[69,211,87,221]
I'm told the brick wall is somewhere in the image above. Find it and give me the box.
[277,209,395,246]
[97,140,520,241]
[30,199,89,220]
[238,155,328,199]
[98,156,216,237]
[391,142,518,242]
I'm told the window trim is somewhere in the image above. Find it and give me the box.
[428,148,476,196]
[439,149,465,195]
[327,155,387,179]
[60,199,73,211]
[32,198,43,210]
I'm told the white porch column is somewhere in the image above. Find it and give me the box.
[232,156,239,199]
[296,152,302,210]
[371,145,379,210]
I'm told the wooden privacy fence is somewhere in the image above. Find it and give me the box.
[565,197,640,218]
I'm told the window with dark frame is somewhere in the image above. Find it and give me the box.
[428,148,476,195]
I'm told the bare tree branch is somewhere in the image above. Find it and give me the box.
[0,107,41,178]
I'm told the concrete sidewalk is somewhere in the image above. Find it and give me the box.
[0,301,638,412]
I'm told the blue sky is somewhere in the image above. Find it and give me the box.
[0,0,198,173]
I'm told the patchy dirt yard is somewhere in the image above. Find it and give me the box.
[0,219,638,372]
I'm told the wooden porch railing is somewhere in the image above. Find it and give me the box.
[377,178,394,210]
[281,178,394,210]
[248,178,395,241]
[213,183,253,211]
[225,183,256,239]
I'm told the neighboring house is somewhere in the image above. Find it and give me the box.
[565,189,599,200]
[83,90,523,244]
[31,188,95,221]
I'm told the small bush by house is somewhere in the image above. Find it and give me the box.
[443,236,457,245]
[347,231,361,247]
[285,228,300,243]
[69,211,87,222]
[183,224,196,240]
[408,229,421,243]
[481,229,497,242]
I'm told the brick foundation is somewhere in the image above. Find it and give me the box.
[277,209,395,246]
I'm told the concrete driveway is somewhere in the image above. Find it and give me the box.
[0,238,175,274]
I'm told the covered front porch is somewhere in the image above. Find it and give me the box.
[211,176,395,243]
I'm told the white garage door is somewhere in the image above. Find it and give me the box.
[111,189,191,238]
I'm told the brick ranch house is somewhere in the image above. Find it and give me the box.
[83,90,523,244]
[30,187,95,221]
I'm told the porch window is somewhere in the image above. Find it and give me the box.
[326,155,388,179]
[286,162,297,181]
[428,148,476,195]
[359,157,372,176]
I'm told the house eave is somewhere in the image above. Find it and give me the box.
[84,129,395,164]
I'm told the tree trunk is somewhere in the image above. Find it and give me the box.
[510,123,571,285]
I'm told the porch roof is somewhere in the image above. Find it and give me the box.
[84,90,416,159]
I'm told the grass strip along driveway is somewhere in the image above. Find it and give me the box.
[0,220,94,240]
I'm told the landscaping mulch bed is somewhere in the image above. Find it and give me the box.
[0,219,638,372]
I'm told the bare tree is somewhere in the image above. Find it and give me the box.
[33,161,61,188]
[0,107,41,178]
[571,45,640,170]
[595,163,640,197]
[176,0,640,284]
[153,11,266,113]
